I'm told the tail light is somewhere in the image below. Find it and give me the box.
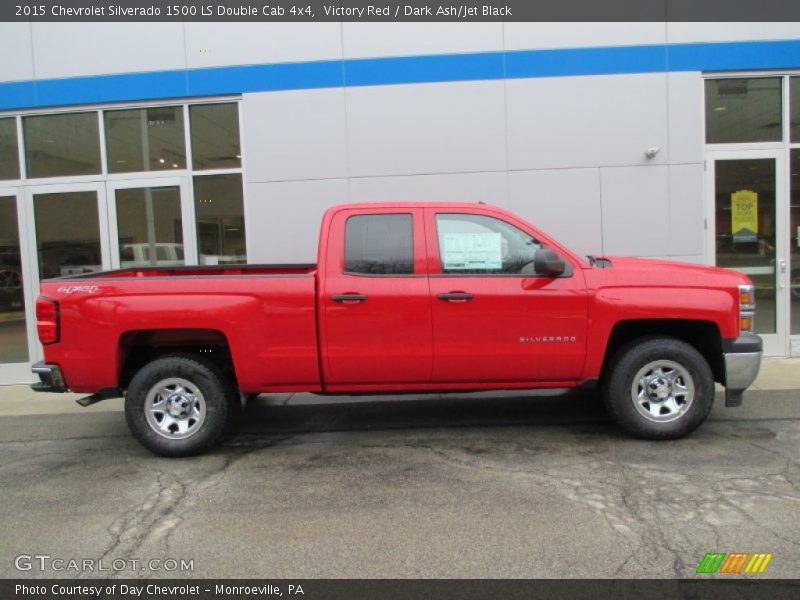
[36,297,60,344]
[738,284,755,334]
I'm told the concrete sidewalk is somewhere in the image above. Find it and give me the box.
[0,356,797,417]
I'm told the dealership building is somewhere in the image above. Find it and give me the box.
[0,21,799,384]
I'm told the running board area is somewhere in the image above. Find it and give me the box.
[76,388,122,407]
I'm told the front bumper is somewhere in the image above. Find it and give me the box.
[722,333,763,407]
[30,361,68,393]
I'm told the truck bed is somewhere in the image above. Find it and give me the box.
[39,263,321,393]
[52,263,318,280]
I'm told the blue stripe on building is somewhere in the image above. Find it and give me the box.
[1,39,799,111]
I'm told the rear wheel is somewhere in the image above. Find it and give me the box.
[602,337,715,439]
[125,355,236,457]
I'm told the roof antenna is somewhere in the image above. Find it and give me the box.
[477,201,486,205]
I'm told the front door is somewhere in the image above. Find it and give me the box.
[425,208,588,384]
[706,150,787,355]
[320,208,433,386]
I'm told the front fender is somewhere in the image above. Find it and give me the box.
[582,286,738,379]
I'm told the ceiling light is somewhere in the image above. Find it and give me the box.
[714,106,727,111]
[158,158,165,164]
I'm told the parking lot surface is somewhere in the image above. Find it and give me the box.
[0,387,798,578]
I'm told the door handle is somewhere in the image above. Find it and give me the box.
[779,259,786,289]
[437,292,474,302]
[331,293,367,303]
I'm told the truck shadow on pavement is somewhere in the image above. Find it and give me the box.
[231,389,614,438]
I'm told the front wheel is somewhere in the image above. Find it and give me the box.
[602,337,715,440]
[125,355,236,457]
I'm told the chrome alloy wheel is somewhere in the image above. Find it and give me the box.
[144,377,206,439]
[630,360,695,423]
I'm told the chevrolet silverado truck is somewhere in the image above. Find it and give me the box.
[31,202,763,456]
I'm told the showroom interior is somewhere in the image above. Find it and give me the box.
[0,21,799,384]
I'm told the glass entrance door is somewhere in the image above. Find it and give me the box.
[0,188,36,382]
[706,150,787,355]
[106,178,194,269]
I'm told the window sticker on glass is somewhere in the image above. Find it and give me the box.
[442,232,503,271]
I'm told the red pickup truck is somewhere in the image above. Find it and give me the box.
[32,202,762,456]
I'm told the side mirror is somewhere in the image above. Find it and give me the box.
[534,248,566,277]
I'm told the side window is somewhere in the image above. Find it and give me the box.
[436,214,542,275]
[345,214,414,275]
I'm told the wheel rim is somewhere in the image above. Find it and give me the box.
[144,377,206,440]
[630,360,695,423]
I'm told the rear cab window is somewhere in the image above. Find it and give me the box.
[344,214,414,275]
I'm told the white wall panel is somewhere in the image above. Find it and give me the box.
[508,168,602,257]
[504,22,666,51]
[349,172,508,207]
[343,23,503,58]
[667,164,705,257]
[246,179,348,264]
[668,255,705,264]
[0,24,34,82]
[346,80,507,177]
[507,73,669,170]
[242,89,348,183]
[186,23,342,68]
[31,23,185,79]
[667,72,704,165]
[600,166,670,256]
[667,22,800,44]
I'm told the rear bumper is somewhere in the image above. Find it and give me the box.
[30,361,68,393]
[722,334,763,407]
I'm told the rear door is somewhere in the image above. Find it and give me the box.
[425,208,588,384]
[320,208,432,386]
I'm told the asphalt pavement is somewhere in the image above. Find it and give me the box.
[0,370,798,579]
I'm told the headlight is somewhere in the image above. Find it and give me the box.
[739,284,755,333]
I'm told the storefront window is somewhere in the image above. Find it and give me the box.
[0,196,27,363]
[791,77,800,143]
[24,112,101,178]
[193,174,246,265]
[33,191,102,279]
[115,186,185,268]
[190,103,241,170]
[0,119,20,180]
[705,78,782,144]
[791,149,800,335]
[105,107,186,174]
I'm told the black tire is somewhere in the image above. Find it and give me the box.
[125,354,237,457]
[601,337,715,440]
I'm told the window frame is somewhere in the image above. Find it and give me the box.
[0,96,242,186]
[0,97,248,266]
[704,76,784,146]
[426,208,575,279]
[342,212,416,277]
[103,105,189,175]
[0,116,21,181]
[22,110,103,179]
[433,212,544,277]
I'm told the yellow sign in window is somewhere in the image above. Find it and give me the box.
[731,189,758,243]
